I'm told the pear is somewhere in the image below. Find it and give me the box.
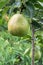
[8,14,29,36]
[29,46,41,60]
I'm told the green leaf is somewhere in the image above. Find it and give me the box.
[38,1,43,7]
[0,0,9,9]
[32,19,41,29]
[22,2,35,18]
[38,0,43,2]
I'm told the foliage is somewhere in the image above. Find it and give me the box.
[0,0,43,65]
[0,31,43,65]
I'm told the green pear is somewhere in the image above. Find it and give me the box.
[29,46,41,60]
[8,14,30,36]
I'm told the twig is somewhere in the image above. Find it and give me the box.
[31,24,35,65]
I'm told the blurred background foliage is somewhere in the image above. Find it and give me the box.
[0,0,43,65]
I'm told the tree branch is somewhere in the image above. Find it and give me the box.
[31,24,35,65]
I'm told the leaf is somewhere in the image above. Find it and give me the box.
[9,1,22,15]
[34,2,43,9]
[39,0,43,2]
[0,0,10,9]
[14,1,22,8]
[24,48,30,55]
[30,0,37,3]
[22,2,35,18]
[32,19,41,29]
[38,1,43,7]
